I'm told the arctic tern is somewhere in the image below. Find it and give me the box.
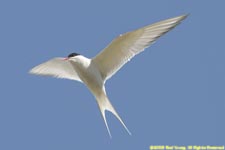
[30,14,188,137]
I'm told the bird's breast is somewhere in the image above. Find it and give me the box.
[71,60,104,91]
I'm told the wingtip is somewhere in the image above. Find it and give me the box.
[28,68,33,74]
[28,67,36,75]
[179,14,190,20]
[184,13,190,17]
[29,67,42,76]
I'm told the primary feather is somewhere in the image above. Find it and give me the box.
[93,15,188,81]
[29,57,82,82]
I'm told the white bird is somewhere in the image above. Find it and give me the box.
[29,14,188,137]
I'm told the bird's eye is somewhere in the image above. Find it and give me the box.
[68,52,80,58]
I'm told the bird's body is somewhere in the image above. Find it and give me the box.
[63,55,131,136]
[29,14,188,137]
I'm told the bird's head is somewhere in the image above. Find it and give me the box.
[64,52,89,65]
[64,52,80,60]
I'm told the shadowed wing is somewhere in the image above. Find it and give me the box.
[92,15,188,81]
[29,57,82,82]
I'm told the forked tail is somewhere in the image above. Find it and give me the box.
[96,93,131,138]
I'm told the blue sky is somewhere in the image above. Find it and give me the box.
[0,0,224,149]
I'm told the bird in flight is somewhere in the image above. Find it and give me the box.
[29,14,188,137]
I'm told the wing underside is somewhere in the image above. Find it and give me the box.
[93,15,188,81]
[29,57,82,82]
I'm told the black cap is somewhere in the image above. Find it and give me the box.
[67,52,80,58]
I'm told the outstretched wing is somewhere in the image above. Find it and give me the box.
[92,15,188,81]
[29,57,82,82]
